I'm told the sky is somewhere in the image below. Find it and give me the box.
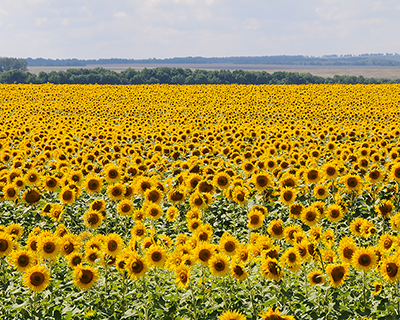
[0,0,399,60]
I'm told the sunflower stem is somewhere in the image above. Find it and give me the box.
[362,270,366,312]
[246,277,256,318]
[189,282,198,320]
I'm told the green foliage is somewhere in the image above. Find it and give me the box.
[2,66,400,85]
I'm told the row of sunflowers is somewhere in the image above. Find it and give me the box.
[0,83,400,319]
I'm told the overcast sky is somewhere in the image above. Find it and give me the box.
[0,0,399,59]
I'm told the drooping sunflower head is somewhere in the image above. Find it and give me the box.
[326,263,349,288]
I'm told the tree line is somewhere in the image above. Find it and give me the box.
[0,57,28,73]
[0,67,399,85]
[26,53,400,67]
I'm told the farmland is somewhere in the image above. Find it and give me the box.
[0,83,400,319]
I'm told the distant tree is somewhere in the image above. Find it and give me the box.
[0,57,28,73]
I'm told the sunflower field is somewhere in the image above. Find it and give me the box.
[0,83,400,320]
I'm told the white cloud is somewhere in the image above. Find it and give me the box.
[113,12,127,18]
[0,0,399,59]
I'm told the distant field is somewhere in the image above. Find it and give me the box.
[28,63,400,79]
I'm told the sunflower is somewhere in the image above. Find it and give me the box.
[37,234,60,260]
[281,247,302,272]
[304,168,322,184]
[66,252,84,268]
[115,251,130,273]
[378,233,395,254]
[390,213,400,231]
[389,162,400,183]
[9,249,34,272]
[145,244,167,268]
[252,172,272,191]
[194,224,213,242]
[166,206,179,222]
[322,162,339,180]
[213,171,231,190]
[349,217,365,237]
[322,229,335,249]
[289,203,303,220]
[25,169,41,186]
[193,241,215,266]
[375,200,394,219]
[259,307,294,320]
[83,210,103,229]
[23,265,51,292]
[284,224,302,245]
[341,174,362,192]
[103,164,121,183]
[260,257,283,281]
[13,170,25,185]
[145,187,163,204]
[85,248,101,265]
[326,263,349,288]
[107,183,125,201]
[60,234,80,256]
[366,167,384,184]
[145,203,163,220]
[300,206,320,227]
[247,208,264,229]
[372,282,383,295]
[126,253,149,280]
[3,184,18,201]
[219,233,239,256]
[174,264,190,289]
[231,186,248,205]
[21,188,41,206]
[235,244,250,265]
[313,184,328,200]
[267,219,285,239]
[68,170,83,185]
[380,257,400,283]
[83,174,102,194]
[136,176,153,195]
[218,310,247,320]
[131,223,147,240]
[188,191,206,209]
[209,253,230,277]
[168,188,186,204]
[326,204,343,223]
[43,176,59,192]
[338,237,357,263]
[102,233,124,257]
[59,186,76,205]
[89,199,106,212]
[230,262,248,282]
[117,199,134,216]
[280,187,296,206]
[48,203,64,222]
[197,180,215,195]
[73,265,99,290]
[7,223,24,241]
[308,269,325,285]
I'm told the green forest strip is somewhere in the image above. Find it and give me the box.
[1,67,400,85]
